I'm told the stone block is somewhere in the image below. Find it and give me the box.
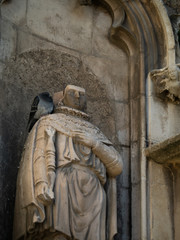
[92,7,127,62]
[1,0,26,25]
[82,55,129,101]
[131,141,140,184]
[0,62,5,79]
[129,60,141,99]
[116,187,130,240]
[131,183,141,240]
[114,102,129,146]
[27,0,93,54]
[148,95,170,143]
[130,98,140,142]
[0,19,17,62]
[150,184,173,240]
[118,147,130,188]
[17,30,81,59]
[167,103,180,138]
[148,160,172,186]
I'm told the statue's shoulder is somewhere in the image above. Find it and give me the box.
[35,113,112,145]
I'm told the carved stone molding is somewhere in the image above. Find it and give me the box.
[145,133,180,166]
[80,0,137,56]
[150,64,180,104]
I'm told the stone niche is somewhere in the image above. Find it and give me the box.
[0,32,130,240]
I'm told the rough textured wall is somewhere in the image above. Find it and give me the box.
[163,0,180,13]
[0,1,129,240]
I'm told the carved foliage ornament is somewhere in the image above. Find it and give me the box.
[150,64,180,104]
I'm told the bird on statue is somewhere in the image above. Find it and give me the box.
[27,92,54,132]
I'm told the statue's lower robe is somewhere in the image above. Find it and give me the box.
[40,165,106,240]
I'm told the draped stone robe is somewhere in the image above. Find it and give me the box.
[13,112,123,240]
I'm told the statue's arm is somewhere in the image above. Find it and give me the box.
[45,126,56,200]
[33,125,56,205]
[33,126,48,187]
[92,142,123,177]
[72,130,123,177]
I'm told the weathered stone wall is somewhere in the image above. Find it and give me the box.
[0,1,129,240]
[163,0,180,13]
[1,1,179,240]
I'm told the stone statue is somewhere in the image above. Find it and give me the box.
[13,85,123,240]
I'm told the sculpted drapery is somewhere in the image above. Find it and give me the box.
[13,85,123,240]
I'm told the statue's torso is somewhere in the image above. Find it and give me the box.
[55,131,107,185]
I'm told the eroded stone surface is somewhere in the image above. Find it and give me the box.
[0,19,17,62]
[150,64,180,104]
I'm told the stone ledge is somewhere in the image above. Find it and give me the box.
[145,134,180,164]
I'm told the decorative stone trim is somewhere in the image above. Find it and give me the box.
[150,64,180,104]
[145,134,180,166]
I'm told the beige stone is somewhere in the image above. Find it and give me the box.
[130,98,140,142]
[149,183,173,240]
[17,30,83,60]
[146,136,180,240]
[13,85,123,240]
[150,64,180,104]
[115,102,129,146]
[92,7,126,62]
[82,55,128,102]
[27,0,93,54]
[145,133,180,164]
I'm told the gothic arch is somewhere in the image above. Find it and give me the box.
[90,0,176,238]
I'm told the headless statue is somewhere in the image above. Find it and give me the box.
[13,85,123,240]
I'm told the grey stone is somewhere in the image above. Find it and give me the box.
[115,102,129,146]
[116,187,130,240]
[130,98,140,142]
[131,183,141,240]
[0,62,5,79]
[119,147,130,188]
[131,141,140,184]
[1,0,26,25]
[0,19,17,62]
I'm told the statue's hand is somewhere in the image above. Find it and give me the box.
[35,182,53,205]
[45,126,56,138]
[72,130,97,148]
